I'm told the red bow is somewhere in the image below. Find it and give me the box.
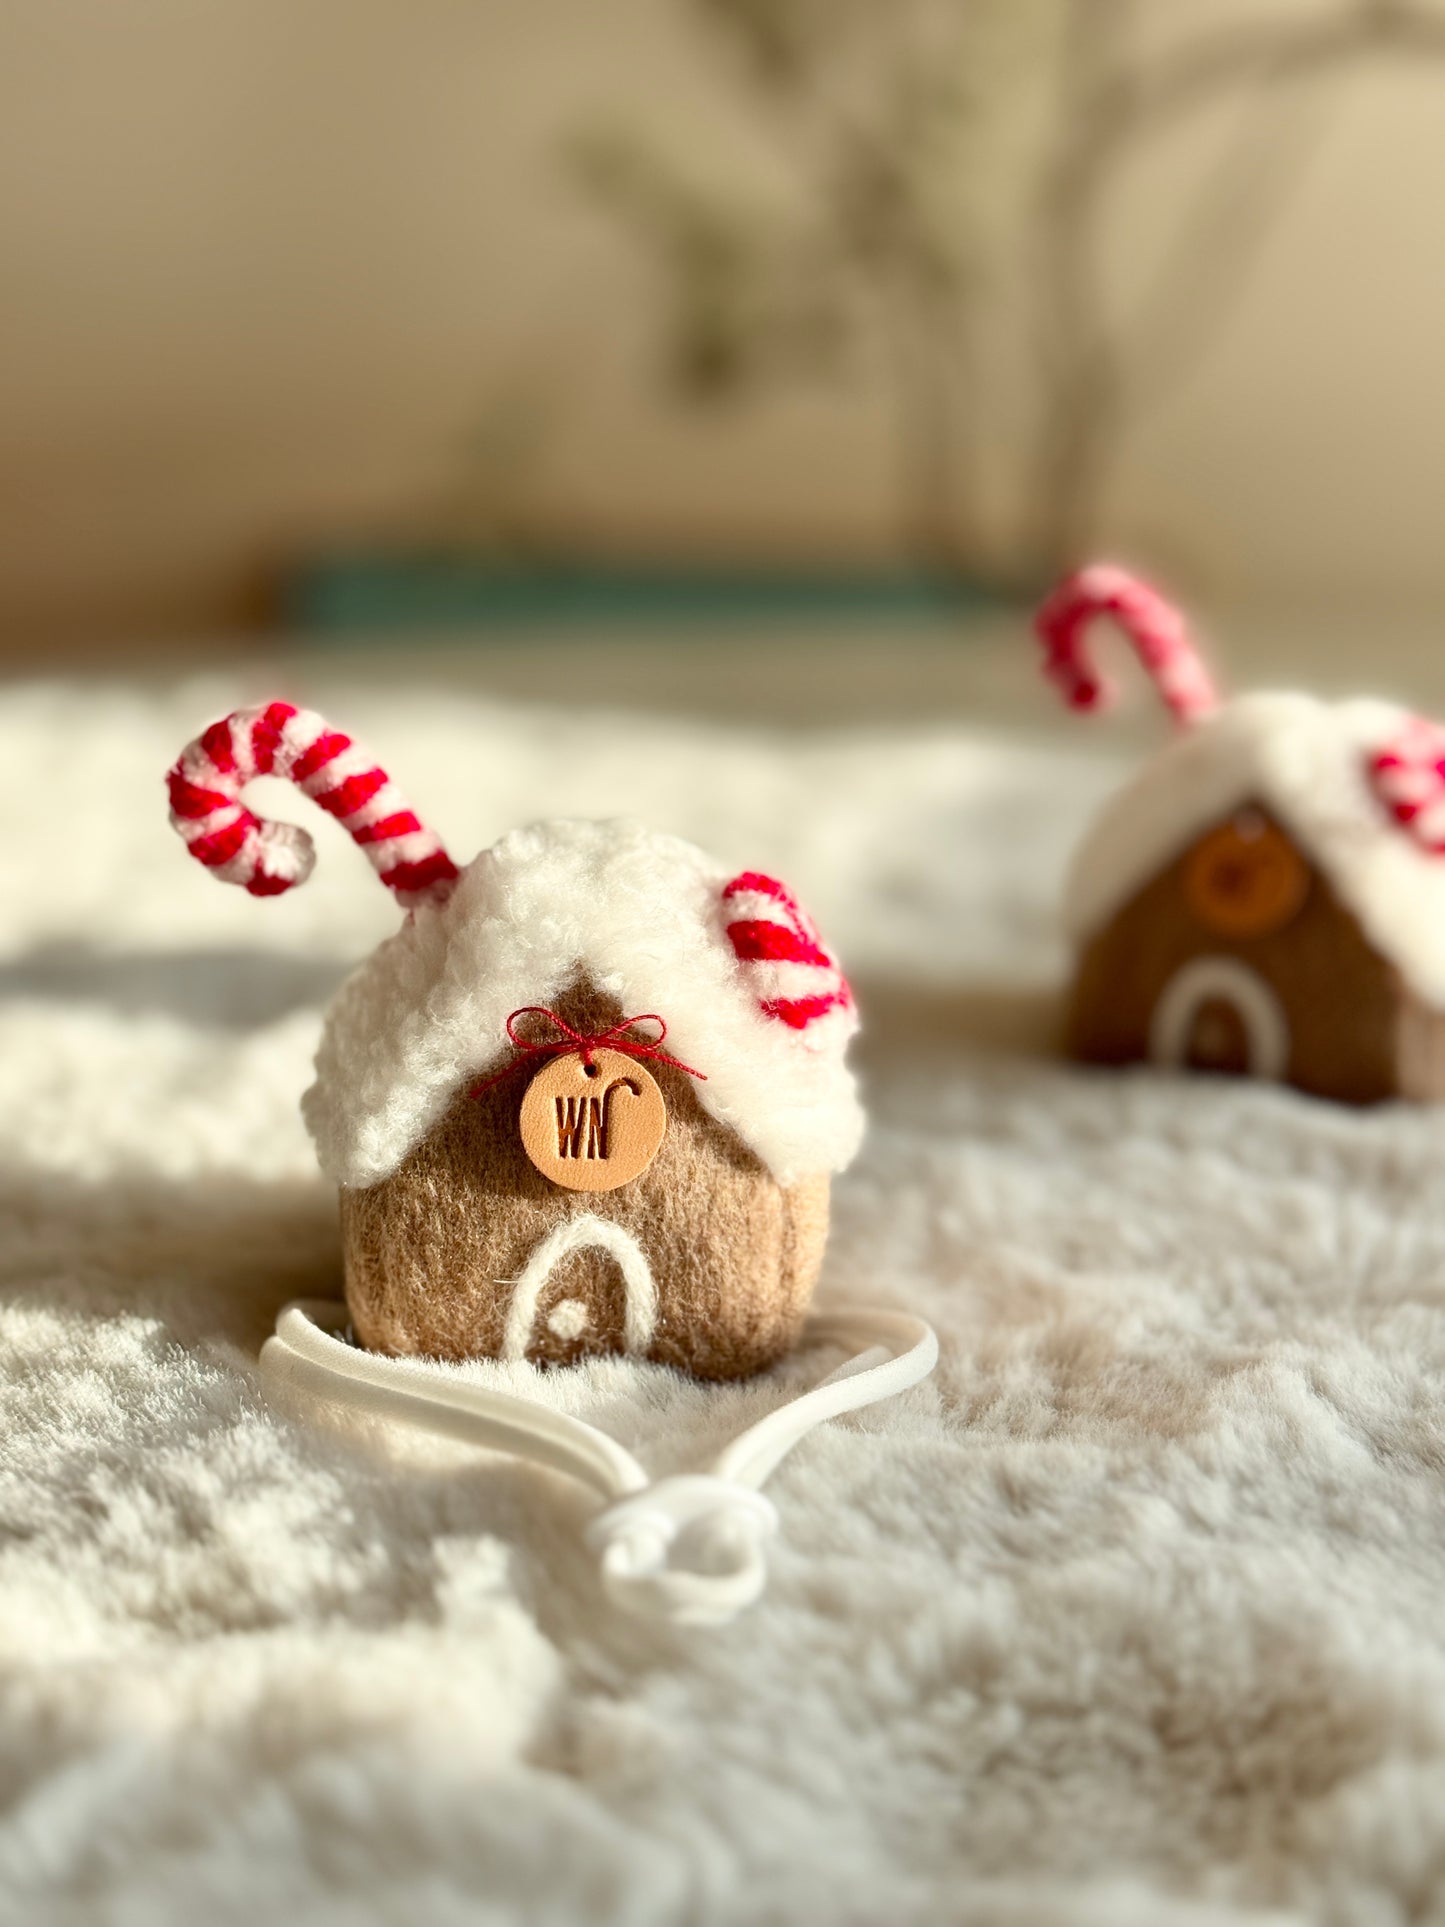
[469,1007,707,1099]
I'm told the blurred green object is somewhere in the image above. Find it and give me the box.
[288,556,1012,636]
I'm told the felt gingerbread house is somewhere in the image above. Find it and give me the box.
[1036,567,1445,1103]
[167,704,861,1378]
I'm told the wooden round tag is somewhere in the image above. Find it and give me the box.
[1184,811,1310,939]
[518,1049,667,1193]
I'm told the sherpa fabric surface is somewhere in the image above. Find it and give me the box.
[4,673,1445,1926]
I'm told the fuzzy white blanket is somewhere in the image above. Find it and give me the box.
[4,672,1444,1926]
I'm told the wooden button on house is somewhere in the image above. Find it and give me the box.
[1183,811,1310,939]
[519,1049,667,1192]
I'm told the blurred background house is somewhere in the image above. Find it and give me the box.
[4,0,1445,705]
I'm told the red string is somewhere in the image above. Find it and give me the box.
[469,1006,707,1099]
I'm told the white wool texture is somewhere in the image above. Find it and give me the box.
[303,816,863,1188]
[8,675,1445,1923]
[1066,689,1445,1004]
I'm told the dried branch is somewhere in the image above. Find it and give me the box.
[1112,0,1445,140]
[1122,73,1333,404]
[571,0,1036,576]
[1025,0,1445,572]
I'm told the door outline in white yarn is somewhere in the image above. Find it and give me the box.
[502,1214,658,1362]
[1149,955,1290,1081]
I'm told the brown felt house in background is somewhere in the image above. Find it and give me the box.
[1063,692,1445,1104]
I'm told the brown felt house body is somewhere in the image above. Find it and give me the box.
[303,820,862,1378]
[1063,692,1445,1103]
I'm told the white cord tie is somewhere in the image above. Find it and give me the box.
[261,1302,938,1629]
[586,1478,779,1627]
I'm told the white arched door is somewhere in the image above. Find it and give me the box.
[1148,956,1291,1081]
[502,1213,657,1362]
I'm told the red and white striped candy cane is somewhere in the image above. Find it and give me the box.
[722,871,853,1032]
[1033,563,1219,727]
[1369,714,1445,854]
[166,701,459,905]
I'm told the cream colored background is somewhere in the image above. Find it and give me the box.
[4,1,1445,656]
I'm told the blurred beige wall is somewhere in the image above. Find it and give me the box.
[3,1,1445,656]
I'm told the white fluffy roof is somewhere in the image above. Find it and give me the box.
[304,817,863,1188]
[1066,690,1445,1008]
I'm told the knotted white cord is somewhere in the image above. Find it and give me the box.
[261,1302,938,1628]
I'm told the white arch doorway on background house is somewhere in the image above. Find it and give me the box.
[1148,956,1291,1082]
[502,1213,658,1362]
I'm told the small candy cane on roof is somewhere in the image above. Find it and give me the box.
[722,871,854,1033]
[166,701,459,906]
[1369,713,1445,855]
[1033,563,1220,727]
